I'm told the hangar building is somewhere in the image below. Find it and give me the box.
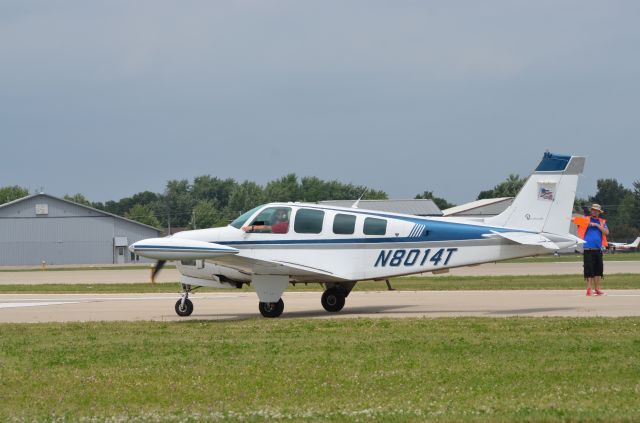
[442,197,514,219]
[0,193,161,266]
[319,199,442,216]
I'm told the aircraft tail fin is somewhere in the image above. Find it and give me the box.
[485,152,585,235]
[631,237,640,248]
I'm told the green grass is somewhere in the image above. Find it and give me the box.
[507,251,640,263]
[1,318,639,421]
[1,273,639,294]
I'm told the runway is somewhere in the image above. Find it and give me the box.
[1,261,639,284]
[1,289,639,323]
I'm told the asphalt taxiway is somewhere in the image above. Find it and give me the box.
[1,290,639,323]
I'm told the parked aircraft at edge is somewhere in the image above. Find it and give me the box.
[130,152,585,318]
[609,237,640,253]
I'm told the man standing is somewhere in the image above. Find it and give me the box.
[572,204,609,296]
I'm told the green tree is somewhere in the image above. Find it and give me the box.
[616,181,640,237]
[100,191,160,216]
[264,174,300,202]
[298,177,387,202]
[192,176,237,209]
[226,181,265,218]
[414,191,454,210]
[163,179,195,227]
[589,178,631,228]
[0,185,29,204]
[63,193,92,206]
[477,174,526,199]
[125,204,160,228]
[192,200,221,229]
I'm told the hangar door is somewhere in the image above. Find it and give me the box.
[114,237,128,264]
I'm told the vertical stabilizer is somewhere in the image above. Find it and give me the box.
[485,152,585,235]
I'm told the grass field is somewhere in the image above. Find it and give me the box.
[1,273,638,294]
[1,318,639,421]
[508,251,640,263]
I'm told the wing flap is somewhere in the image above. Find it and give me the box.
[205,254,349,282]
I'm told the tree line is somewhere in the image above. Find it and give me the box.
[0,176,388,229]
[1,174,638,241]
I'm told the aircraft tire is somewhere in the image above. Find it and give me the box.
[175,298,194,317]
[321,287,346,312]
[259,299,284,318]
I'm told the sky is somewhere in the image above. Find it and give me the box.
[1,1,639,205]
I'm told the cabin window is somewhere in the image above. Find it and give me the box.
[364,217,387,235]
[333,213,356,235]
[294,209,324,234]
[230,205,262,229]
[248,207,291,234]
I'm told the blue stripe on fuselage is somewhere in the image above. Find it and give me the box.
[219,222,521,246]
[218,204,532,247]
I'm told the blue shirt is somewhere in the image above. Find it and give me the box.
[583,217,608,249]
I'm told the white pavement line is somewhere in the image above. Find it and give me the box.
[0,295,245,302]
[606,294,640,297]
[0,301,79,309]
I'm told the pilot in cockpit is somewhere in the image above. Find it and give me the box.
[242,208,290,234]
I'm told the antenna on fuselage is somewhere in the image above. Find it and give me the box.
[351,190,367,209]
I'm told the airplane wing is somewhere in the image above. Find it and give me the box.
[208,253,349,282]
[129,238,240,260]
[130,237,348,281]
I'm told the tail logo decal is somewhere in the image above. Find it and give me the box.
[538,183,556,201]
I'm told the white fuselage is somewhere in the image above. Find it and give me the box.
[161,203,576,286]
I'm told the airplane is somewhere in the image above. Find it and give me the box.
[129,152,585,318]
[609,237,640,253]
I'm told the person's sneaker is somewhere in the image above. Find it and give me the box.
[586,288,592,296]
[595,290,605,296]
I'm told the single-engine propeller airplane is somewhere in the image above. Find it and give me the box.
[130,152,585,318]
[609,237,640,253]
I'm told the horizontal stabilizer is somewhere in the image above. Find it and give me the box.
[484,231,560,250]
[129,238,239,260]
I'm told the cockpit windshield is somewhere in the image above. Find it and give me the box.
[229,205,263,229]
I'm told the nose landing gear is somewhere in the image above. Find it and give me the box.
[175,284,194,317]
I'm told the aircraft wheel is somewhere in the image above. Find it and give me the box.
[321,287,346,312]
[175,298,194,317]
[259,299,284,318]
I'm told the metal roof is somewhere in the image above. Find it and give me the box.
[442,197,513,216]
[318,199,442,216]
[0,193,160,231]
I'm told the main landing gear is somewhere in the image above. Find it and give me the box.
[321,282,356,313]
[175,284,194,317]
[258,299,284,318]
[321,286,346,312]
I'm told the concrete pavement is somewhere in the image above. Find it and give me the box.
[1,290,639,323]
